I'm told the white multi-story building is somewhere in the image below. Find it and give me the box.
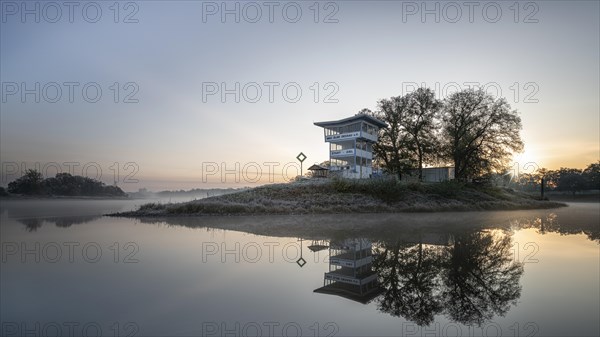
[314,114,387,179]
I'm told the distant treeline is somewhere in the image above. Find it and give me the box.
[128,187,249,199]
[515,162,600,194]
[156,188,244,196]
[4,170,126,197]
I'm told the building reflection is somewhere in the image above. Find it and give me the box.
[314,238,383,304]
[307,239,329,253]
[311,229,525,327]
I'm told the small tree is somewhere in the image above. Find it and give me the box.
[372,96,415,179]
[404,88,442,181]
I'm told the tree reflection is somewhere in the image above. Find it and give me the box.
[373,230,523,326]
[441,231,523,325]
[374,239,443,325]
[517,213,600,242]
[20,218,43,232]
[18,215,100,230]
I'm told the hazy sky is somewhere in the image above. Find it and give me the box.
[1,0,599,190]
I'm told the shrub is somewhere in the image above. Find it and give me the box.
[328,177,407,203]
[330,177,354,193]
[139,203,166,211]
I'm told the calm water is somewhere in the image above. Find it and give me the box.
[1,200,598,337]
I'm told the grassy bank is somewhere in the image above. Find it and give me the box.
[110,178,566,217]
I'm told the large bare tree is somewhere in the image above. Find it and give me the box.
[441,89,523,181]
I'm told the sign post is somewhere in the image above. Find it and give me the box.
[296,152,307,177]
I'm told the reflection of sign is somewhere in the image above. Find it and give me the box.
[325,132,360,141]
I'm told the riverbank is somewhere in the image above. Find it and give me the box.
[124,202,598,243]
[543,193,600,203]
[109,179,566,217]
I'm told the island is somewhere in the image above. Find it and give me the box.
[109,178,565,217]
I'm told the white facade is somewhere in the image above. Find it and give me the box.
[402,167,456,182]
[314,114,387,179]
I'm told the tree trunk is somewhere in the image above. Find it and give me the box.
[418,154,423,182]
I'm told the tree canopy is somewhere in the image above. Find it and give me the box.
[370,95,415,179]
[372,88,523,181]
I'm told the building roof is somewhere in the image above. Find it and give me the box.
[308,164,329,171]
[307,244,329,252]
[314,114,387,129]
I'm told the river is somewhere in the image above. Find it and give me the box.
[1,199,598,336]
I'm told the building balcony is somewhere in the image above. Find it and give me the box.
[330,149,372,159]
[330,148,355,158]
[325,131,377,143]
[330,255,373,268]
[329,166,373,179]
[324,270,378,286]
[329,239,373,250]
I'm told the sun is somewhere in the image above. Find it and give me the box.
[512,148,542,173]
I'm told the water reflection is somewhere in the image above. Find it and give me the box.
[332,229,522,327]
[439,230,522,326]
[17,215,101,231]
[516,213,600,242]
[308,229,524,326]
[314,239,383,304]
[104,208,599,244]
[4,203,598,331]
[374,236,446,326]
[8,215,532,327]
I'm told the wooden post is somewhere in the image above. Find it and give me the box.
[541,177,545,199]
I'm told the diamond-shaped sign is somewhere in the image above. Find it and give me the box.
[296,152,307,163]
[296,257,306,268]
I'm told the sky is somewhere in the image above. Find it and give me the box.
[1,0,599,190]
